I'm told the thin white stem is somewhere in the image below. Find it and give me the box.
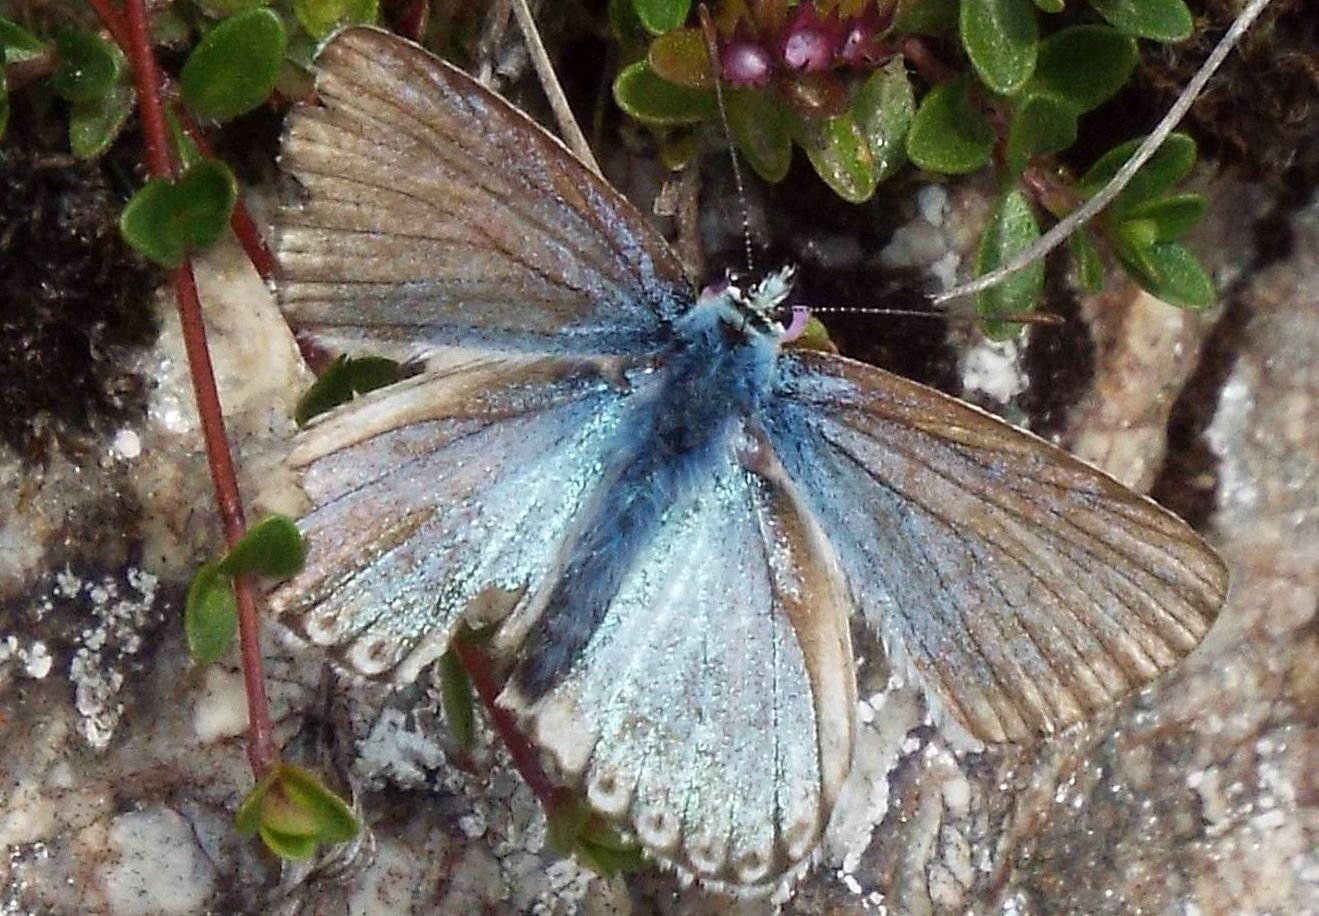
[934,0,1275,304]
[508,0,603,177]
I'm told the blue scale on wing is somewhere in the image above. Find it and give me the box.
[267,355,652,683]
[506,438,839,886]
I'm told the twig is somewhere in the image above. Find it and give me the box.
[109,0,277,776]
[454,642,558,805]
[508,0,603,177]
[934,0,1276,304]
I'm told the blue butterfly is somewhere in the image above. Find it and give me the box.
[268,27,1226,890]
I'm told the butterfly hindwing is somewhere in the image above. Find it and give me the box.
[766,350,1227,744]
[500,418,855,886]
[267,353,655,683]
[277,27,692,357]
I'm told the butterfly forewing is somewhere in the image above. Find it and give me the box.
[277,27,692,357]
[767,350,1227,744]
[500,420,855,887]
[268,353,653,683]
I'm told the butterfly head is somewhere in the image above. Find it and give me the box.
[696,264,800,341]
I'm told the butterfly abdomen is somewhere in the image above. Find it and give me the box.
[512,313,777,699]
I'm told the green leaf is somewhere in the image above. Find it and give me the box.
[960,0,1038,95]
[1005,90,1076,176]
[294,355,354,426]
[438,649,475,751]
[52,30,122,103]
[119,158,239,267]
[1117,240,1215,309]
[277,764,359,844]
[546,795,591,857]
[1119,192,1205,241]
[574,824,645,878]
[259,829,318,860]
[1031,25,1136,113]
[726,89,792,183]
[906,78,994,175]
[647,27,710,89]
[196,0,271,15]
[292,0,378,41]
[1033,0,1064,11]
[893,0,958,34]
[180,8,287,121]
[294,354,402,426]
[613,60,716,126]
[237,763,359,860]
[1088,0,1192,42]
[792,112,878,204]
[1076,132,1197,211]
[853,58,915,183]
[1069,231,1106,293]
[216,514,306,579]
[345,355,402,393]
[1117,216,1158,251]
[0,18,48,64]
[632,0,691,36]
[185,562,238,665]
[69,83,134,159]
[975,188,1044,338]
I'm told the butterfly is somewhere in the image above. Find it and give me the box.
[266,26,1227,891]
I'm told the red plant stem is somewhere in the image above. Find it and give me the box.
[85,0,131,52]
[110,0,278,777]
[120,0,172,176]
[454,643,558,805]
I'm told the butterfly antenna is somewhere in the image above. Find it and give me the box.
[509,0,604,178]
[699,4,756,277]
[809,305,1064,326]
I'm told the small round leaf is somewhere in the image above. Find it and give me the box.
[1088,0,1192,43]
[632,0,692,35]
[1119,192,1205,242]
[726,89,792,183]
[960,0,1038,96]
[217,514,306,579]
[1031,25,1137,113]
[119,159,239,267]
[1069,231,1106,293]
[0,18,49,64]
[1118,241,1215,309]
[975,188,1044,338]
[69,83,134,160]
[1005,90,1077,176]
[613,60,716,126]
[185,563,238,665]
[853,58,915,183]
[647,27,711,89]
[906,78,994,175]
[180,8,287,121]
[1077,132,1197,211]
[792,112,878,204]
[52,30,122,103]
[292,0,378,41]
